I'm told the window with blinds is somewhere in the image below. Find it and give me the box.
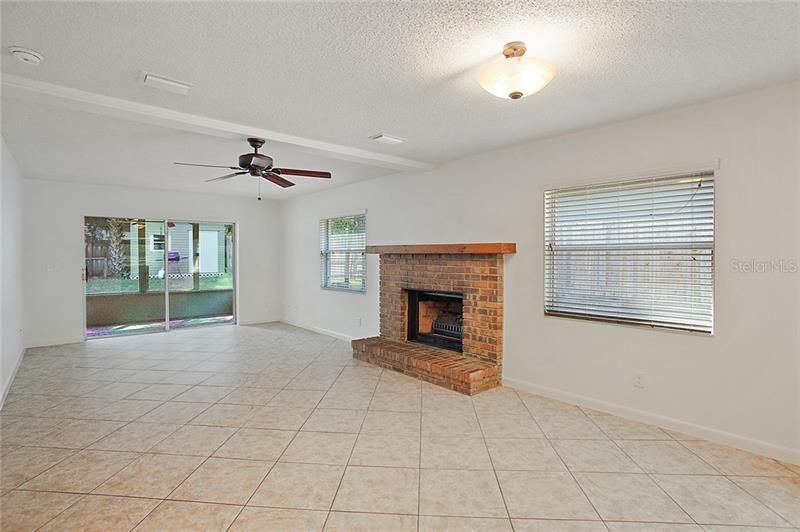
[320,214,367,292]
[544,172,714,333]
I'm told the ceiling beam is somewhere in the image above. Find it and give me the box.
[1,74,434,172]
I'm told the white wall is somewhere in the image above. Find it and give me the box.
[282,81,800,461]
[22,180,283,347]
[1,137,25,403]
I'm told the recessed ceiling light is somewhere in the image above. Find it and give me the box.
[369,133,405,145]
[8,46,43,66]
[138,71,192,95]
[478,41,556,100]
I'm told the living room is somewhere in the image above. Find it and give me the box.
[1,2,798,530]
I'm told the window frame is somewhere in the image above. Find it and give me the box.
[319,213,367,294]
[150,234,165,251]
[542,170,715,335]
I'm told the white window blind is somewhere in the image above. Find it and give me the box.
[544,172,714,333]
[320,214,367,292]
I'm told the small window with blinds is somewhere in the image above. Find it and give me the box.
[320,214,367,293]
[544,171,714,333]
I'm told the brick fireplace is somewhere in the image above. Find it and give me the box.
[352,243,516,395]
[407,289,463,352]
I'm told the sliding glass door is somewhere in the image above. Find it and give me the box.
[84,217,235,338]
[167,221,235,330]
[84,218,167,337]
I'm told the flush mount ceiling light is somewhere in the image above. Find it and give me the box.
[8,46,43,66]
[478,41,556,100]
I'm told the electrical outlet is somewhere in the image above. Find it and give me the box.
[633,373,646,389]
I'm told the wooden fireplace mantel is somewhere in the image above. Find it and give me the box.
[365,242,517,255]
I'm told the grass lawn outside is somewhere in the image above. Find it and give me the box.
[326,277,365,292]
[87,273,234,294]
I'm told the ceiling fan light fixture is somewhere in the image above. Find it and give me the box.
[174,137,332,193]
[478,41,556,100]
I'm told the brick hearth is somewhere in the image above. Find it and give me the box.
[352,338,499,395]
[352,243,515,395]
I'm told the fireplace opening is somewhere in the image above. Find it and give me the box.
[407,290,463,352]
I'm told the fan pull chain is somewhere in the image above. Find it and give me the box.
[257,176,262,201]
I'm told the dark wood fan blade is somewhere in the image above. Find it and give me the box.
[206,171,247,182]
[262,172,295,188]
[272,167,331,179]
[175,162,241,170]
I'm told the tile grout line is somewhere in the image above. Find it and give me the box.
[596,418,792,526]
[17,366,211,530]
[514,389,611,531]
[416,383,423,532]
[8,330,343,531]
[320,365,383,531]
[30,451,143,531]
[133,398,260,528]
[28,352,243,531]
[664,436,795,525]
[6,328,798,531]
[583,407,700,527]
[469,394,514,529]
[127,415,252,529]
[225,351,351,531]
[712,474,797,527]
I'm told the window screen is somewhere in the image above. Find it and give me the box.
[320,214,367,292]
[544,172,714,333]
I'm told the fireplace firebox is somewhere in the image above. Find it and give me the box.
[407,290,463,352]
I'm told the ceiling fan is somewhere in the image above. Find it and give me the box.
[174,138,332,188]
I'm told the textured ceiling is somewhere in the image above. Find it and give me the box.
[1,1,798,196]
[1,98,391,199]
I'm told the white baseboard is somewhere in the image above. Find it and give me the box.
[0,347,25,409]
[504,377,800,465]
[24,323,795,463]
[281,320,358,342]
[237,319,281,326]
[25,335,85,348]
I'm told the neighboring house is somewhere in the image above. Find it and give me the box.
[129,222,230,279]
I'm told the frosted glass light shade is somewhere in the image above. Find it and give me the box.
[478,55,557,100]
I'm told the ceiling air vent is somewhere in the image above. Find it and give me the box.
[139,71,191,95]
[369,133,405,145]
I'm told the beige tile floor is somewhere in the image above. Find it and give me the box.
[1,323,798,531]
